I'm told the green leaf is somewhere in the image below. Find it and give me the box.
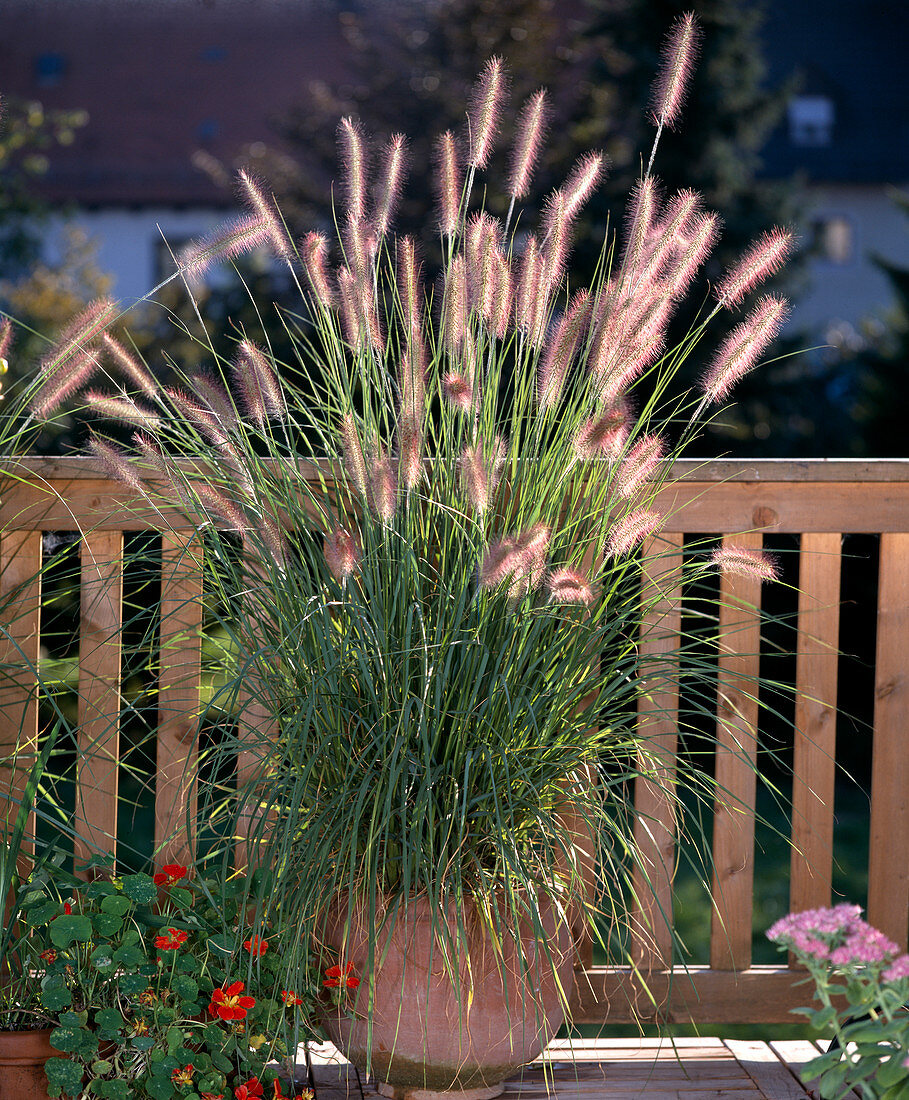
[49,913,93,948]
[131,1035,156,1051]
[876,1053,909,1089]
[207,933,235,957]
[50,1025,98,1058]
[119,973,149,996]
[145,1074,177,1100]
[94,1007,125,1038]
[59,1010,89,1028]
[169,886,195,908]
[172,974,199,1002]
[26,899,58,925]
[98,1082,132,1100]
[91,1059,113,1075]
[92,912,124,937]
[40,978,72,1012]
[112,942,145,967]
[45,1056,86,1098]
[120,874,157,905]
[100,894,133,916]
[90,943,115,973]
[166,1025,184,1053]
[807,1004,838,1030]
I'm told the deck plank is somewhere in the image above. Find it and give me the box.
[299,1038,834,1099]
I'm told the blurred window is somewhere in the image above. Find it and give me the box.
[813,215,854,264]
[35,52,67,87]
[788,95,835,146]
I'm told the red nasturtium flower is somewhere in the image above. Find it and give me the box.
[201,1094,224,1100]
[281,989,303,1006]
[154,928,188,950]
[271,1080,312,1100]
[209,980,256,1021]
[171,1064,195,1086]
[63,902,73,915]
[39,949,57,964]
[154,863,188,886]
[234,1077,264,1100]
[243,934,269,956]
[324,962,359,989]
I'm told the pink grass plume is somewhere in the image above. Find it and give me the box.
[715,227,794,308]
[607,508,663,557]
[38,297,119,379]
[368,447,397,523]
[621,177,660,279]
[336,266,362,347]
[665,211,720,299]
[701,294,789,403]
[443,372,474,413]
[397,409,424,490]
[650,12,701,130]
[616,434,666,498]
[514,235,546,345]
[87,434,143,493]
[233,339,285,423]
[374,133,409,237]
[538,290,592,409]
[540,189,572,293]
[434,130,462,236]
[0,317,13,362]
[340,413,368,498]
[100,333,157,398]
[573,401,633,461]
[548,567,596,607]
[710,545,778,583]
[301,231,336,310]
[397,236,423,336]
[237,169,294,259]
[324,526,361,584]
[30,346,102,418]
[338,116,369,222]
[508,89,549,199]
[563,152,607,218]
[85,391,160,431]
[466,56,507,169]
[443,254,468,351]
[178,215,270,280]
[490,249,513,339]
[458,435,506,514]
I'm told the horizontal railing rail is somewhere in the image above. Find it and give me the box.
[2,456,908,1024]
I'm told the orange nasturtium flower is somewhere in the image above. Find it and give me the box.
[243,934,269,956]
[171,1064,195,1086]
[323,962,359,989]
[208,980,256,1021]
[154,928,188,950]
[234,1077,264,1100]
[281,989,303,1006]
[153,863,188,885]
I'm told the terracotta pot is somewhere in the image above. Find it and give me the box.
[0,1027,55,1100]
[322,894,575,1100]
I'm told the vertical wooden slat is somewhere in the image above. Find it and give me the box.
[0,530,43,861]
[632,532,684,972]
[710,532,763,971]
[868,531,909,951]
[155,532,203,869]
[74,530,124,873]
[790,533,841,917]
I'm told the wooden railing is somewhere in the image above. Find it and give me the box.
[1,456,908,1025]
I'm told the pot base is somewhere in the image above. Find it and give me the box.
[377,1083,504,1100]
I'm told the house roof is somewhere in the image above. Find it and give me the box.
[760,0,909,183]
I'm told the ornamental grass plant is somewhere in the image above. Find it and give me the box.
[15,12,796,1057]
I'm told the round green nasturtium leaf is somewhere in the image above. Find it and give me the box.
[112,942,145,968]
[172,974,199,1002]
[20,888,46,908]
[118,972,149,996]
[120,874,157,905]
[91,1059,113,1075]
[50,1024,98,1057]
[120,927,142,946]
[97,1081,132,1100]
[90,943,115,973]
[131,1035,156,1051]
[94,1007,125,1038]
[45,1056,85,1097]
[100,893,133,916]
[91,912,124,938]
[27,899,59,925]
[58,1010,88,1028]
[207,933,235,957]
[40,977,72,1012]
[166,1025,185,1053]
[49,913,93,948]
[168,886,194,908]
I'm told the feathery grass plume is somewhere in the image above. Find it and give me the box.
[233,339,284,424]
[466,213,502,319]
[621,176,660,279]
[256,509,290,570]
[397,409,423,490]
[397,236,423,336]
[87,434,143,493]
[638,188,701,283]
[665,210,720,299]
[38,296,118,379]
[715,227,794,308]
[442,253,468,351]
[442,371,473,413]
[547,567,596,607]
[368,446,397,522]
[508,89,550,199]
[192,372,237,425]
[538,290,592,409]
[178,215,270,280]
[650,11,701,129]
[458,435,506,514]
[514,523,551,591]
[573,400,633,461]
[478,535,521,589]
[701,294,790,403]
[85,391,161,431]
[100,333,157,398]
[514,235,547,346]
[711,545,778,583]
[30,346,101,417]
[434,130,462,236]
[0,317,13,362]
[491,249,513,340]
[192,481,250,534]
[466,56,507,169]
[336,266,362,347]
[344,214,376,282]
[598,333,667,408]
[167,387,232,447]
[607,508,663,557]
[324,526,361,584]
[301,231,336,310]
[563,152,607,218]
[540,189,572,293]
[237,169,294,259]
[616,433,666,498]
[340,413,368,498]
[338,116,369,222]
[374,133,409,238]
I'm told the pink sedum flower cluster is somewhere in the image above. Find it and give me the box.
[767,904,909,974]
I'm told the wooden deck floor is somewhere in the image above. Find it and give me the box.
[302,1037,857,1100]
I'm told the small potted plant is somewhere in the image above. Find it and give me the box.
[16,862,320,1100]
[26,13,794,1097]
